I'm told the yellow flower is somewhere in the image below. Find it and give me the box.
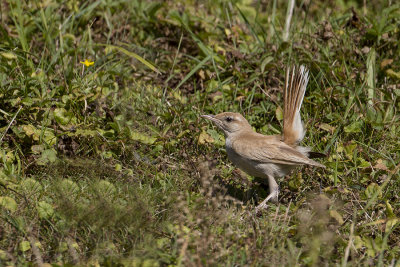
[80,59,94,67]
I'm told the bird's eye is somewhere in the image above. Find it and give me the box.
[226,117,233,122]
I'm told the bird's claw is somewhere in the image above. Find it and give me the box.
[255,202,269,214]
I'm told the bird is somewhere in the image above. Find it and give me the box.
[201,65,325,210]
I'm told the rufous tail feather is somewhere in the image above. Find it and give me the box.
[283,65,308,146]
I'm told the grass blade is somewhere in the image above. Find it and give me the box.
[283,0,295,41]
[101,44,161,74]
[366,48,376,106]
[174,55,211,91]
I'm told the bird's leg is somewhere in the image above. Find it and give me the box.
[319,179,322,194]
[256,175,279,211]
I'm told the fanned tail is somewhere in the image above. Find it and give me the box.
[283,65,309,146]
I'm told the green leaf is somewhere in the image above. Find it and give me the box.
[0,249,7,260]
[353,235,364,250]
[172,90,187,104]
[329,210,344,225]
[1,52,17,59]
[21,126,56,145]
[20,178,42,193]
[146,2,163,19]
[207,128,224,146]
[96,180,116,196]
[59,179,79,196]
[31,145,45,154]
[37,201,54,219]
[358,158,370,168]
[102,151,114,159]
[0,196,17,212]
[22,124,40,140]
[98,129,115,138]
[58,242,68,253]
[19,241,31,252]
[237,1,257,21]
[21,97,34,106]
[318,123,336,133]
[344,121,363,133]
[386,69,400,80]
[130,130,156,145]
[198,131,214,144]
[36,149,57,166]
[260,56,274,73]
[53,108,77,125]
[343,142,357,159]
[385,200,395,218]
[364,183,382,199]
[275,106,283,121]
[42,129,56,146]
[115,164,122,171]
[386,218,399,232]
[363,237,379,257]
[75,129,98,137]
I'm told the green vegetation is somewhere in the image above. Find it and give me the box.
[1,0,400,265]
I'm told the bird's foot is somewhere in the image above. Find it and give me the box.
[255,189,279,213]
[255,203,268,214]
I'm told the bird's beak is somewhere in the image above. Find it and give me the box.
[201,114,218,123]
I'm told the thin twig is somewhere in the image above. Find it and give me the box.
[29,236,44,267]
[0,106,22,145]
[342,221,354,267]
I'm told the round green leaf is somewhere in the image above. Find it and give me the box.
[96,180,116,196]
[0,196,17,212]
[19,241,31,252]
[20,178,42,193]
[59,179,79,196]
[54,108,77,125]
[37,201,54,219]
[37,149,57,166]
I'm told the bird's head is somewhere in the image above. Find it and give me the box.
[201,112,252,136]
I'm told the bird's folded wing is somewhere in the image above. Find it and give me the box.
[232,137,324,167]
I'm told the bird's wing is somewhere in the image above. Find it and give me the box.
[231,134,325,168]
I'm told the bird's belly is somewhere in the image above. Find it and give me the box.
[226,147,295,178]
